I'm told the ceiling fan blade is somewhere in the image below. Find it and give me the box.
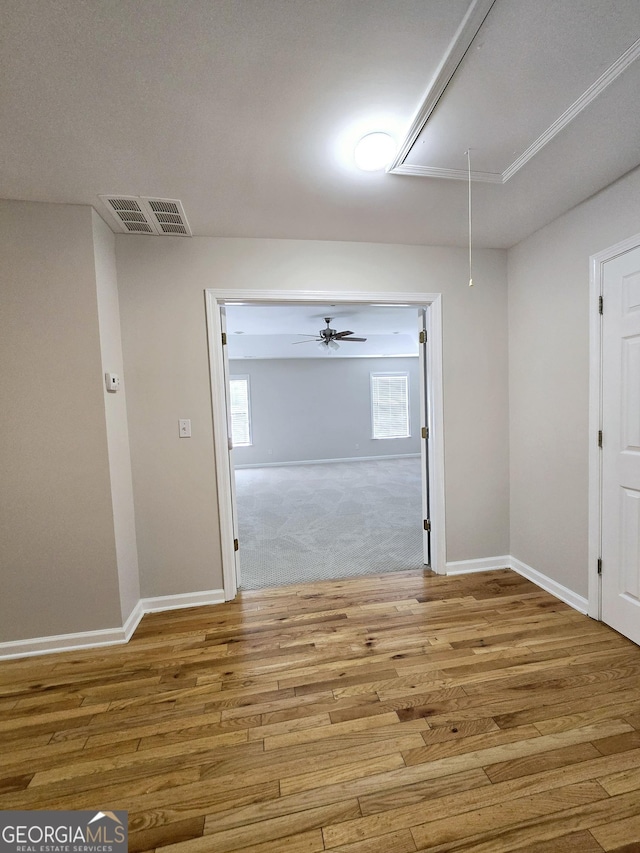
[292,338,320,344]
[334,330,354,338]
[339,336,367,342]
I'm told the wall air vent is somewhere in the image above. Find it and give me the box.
[98,195,192,236]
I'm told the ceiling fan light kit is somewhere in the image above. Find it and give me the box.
[318,339,340,353]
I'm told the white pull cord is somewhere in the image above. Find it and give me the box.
[467,149,473,287]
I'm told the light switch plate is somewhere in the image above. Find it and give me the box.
[179,419,191,438]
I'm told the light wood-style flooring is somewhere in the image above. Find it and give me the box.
[2,569,640,852]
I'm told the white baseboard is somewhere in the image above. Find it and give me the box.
[140,588,225,613]
[509,556,588,614]
[235,453,420,469]
[0,626,131,661]
[445,556,511,575]
[0,588,225,660]
[122,599,145,641]
[445,554,588,615]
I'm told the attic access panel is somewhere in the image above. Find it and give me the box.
[402,0,640,179]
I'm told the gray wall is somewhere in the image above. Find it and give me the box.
[230,357,420,466]
[508,165,640,597]
[0,201,123,641]
[116,237,510,596]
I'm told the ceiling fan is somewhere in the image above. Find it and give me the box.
[293,318,367,350]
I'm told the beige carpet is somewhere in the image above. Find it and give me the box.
[234,457,425,589]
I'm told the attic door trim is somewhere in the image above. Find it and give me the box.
[205,288,446,602]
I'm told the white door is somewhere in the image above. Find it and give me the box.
[601,243,640,644]
[220,307,241,591]
[418,308,431,566]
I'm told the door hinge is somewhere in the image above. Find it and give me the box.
[421,426,429,439]
[597,557,602,575]
[419,330,427,344]
[599,295,603,314]
[234,538,239,552]
[423,519,431,532]
[221,331,227,346]
[598,430,603,448]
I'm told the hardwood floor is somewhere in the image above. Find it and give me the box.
[2,569,640,852]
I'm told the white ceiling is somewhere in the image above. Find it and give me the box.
[225,304,419,359]
[1,0,639,248]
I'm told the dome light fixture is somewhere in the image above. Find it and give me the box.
[354,132,396,171]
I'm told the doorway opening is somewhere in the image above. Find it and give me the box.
[206,290,445,600]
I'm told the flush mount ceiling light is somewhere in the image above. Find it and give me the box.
[353,132,396,171]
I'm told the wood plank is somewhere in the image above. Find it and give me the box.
[592,730,640,756]
[247,712,331,741]
[200,801,361,853]
[0,773,34,794]
[494,686,640,731]
[403,723,543,767]
[591,814,640,851]
[409,781,607,849]
[210,829,325,853]
[599,765,640,796]
[511,832,605,853]
[27,729,249,787]
[412,790,640,853]
[324,829,417,853]
[263,711,401,751]
[129,816,204,853]
[2,736,140,778]
[280,753,405,797]
[358,767,490,817]
[484,743,602,784]
[197,735,424,791]
[84,710,227,749]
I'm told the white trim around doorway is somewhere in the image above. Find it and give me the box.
[205,289,447,601]
[588,232,640,620]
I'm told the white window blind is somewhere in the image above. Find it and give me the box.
[371,372,410,439]
[229,376,251,447]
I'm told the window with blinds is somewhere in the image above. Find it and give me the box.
[370,372,410,439]
[229,376,252,447]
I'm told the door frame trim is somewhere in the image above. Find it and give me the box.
[588,232,640,620]
[205,289,446,601]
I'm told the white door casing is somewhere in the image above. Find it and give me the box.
[219,307,241,591]
[205,299,240,599]
[418,307,431,566]
[601,244,640,644]
[205,289,447,600]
